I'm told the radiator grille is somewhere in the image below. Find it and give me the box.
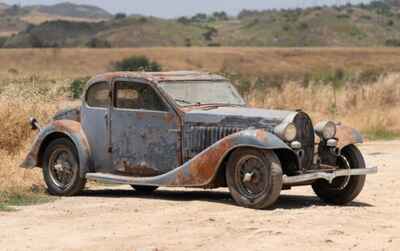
[293,112,315,170]
[184,126,242,160]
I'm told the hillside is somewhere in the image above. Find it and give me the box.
[0,2,111,38]
[3,1,400,48]
[27,2,111,19]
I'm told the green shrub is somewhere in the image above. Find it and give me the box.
[112,56,162,72]
[70,77,90,99]
[86,37,111,48]
[0,37,8,48]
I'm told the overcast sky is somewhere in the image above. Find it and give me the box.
[3,0,372,17]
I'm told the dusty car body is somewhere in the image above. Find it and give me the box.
[22,71,377,209]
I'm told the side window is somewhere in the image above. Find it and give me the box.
[86,82,109,108]
[115,81,168,112]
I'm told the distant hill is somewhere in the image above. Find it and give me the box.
[0,2,111,37]
[26,2,112,19]
[0,2,9,10]
[3,1,400,48]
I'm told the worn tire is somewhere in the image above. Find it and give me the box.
[42,138,86,196]
[312,145,366,205]
[226,148,283,209]
[131,185,158,194]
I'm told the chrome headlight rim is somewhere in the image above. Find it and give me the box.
[274,122,297,142]
[315,121,337,140]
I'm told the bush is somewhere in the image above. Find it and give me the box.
[0,37,8,48]
[385,39,400,47]
[112,56,162,72]
[86,38,111,48]
[70,77,90,99]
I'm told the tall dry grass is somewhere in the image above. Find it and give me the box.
[0,74,74,201]
[249,73,400,137]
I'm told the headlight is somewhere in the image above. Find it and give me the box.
[274,122,297,142]
[315,121,337,139]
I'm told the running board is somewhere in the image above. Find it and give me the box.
[86,173,162,186]
[283,167,378,186]
[87,167,378,187]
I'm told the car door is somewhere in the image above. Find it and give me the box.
[81,81,112,173]
[110,79,180,177]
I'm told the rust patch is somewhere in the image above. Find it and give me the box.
[169,138,234,186]
[164,113,175,124]
[136,112,145,120]
[116,160,163,177]
[256,130,268,141]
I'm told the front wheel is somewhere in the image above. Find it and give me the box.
[312,145,366,205]
[226,148,283,209]
[42,138,86,196]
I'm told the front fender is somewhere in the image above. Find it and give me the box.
[336,124,364,150]
[21,120,92,178]
[109,129,296,188]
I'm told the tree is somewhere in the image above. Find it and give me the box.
[114,13,127,19]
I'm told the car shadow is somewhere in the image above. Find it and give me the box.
[78,188,373,210]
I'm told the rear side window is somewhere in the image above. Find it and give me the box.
[115,81,168,111]
[86,82,109,108]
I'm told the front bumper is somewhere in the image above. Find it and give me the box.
[283,167,378,186]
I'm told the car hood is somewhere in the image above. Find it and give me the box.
[183,106,298,130]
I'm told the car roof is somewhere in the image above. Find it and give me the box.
[88,71,227,85]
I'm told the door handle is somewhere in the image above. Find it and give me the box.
[168,129,180,133]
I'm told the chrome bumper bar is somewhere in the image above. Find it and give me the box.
[283,167,378,186]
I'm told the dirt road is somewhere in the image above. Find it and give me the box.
[0,141,399,251]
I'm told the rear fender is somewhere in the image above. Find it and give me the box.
[113,129,297,188]
[21,120,91,178]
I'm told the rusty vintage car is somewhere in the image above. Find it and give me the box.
[22,71,377,209]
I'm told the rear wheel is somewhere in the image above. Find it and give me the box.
[226,148,283,209]
[43,138,86,196]
[130,185,158,194]
[312,145,366,205]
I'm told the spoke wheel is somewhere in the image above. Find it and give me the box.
[235,156,269,199]
[226,148,282,209]
[43,138,86,196]
[312,145,366,205]
[48,149,77,190]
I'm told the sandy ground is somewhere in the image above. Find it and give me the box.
[0,141,399,251]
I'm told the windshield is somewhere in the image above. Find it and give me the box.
[159,81,246,107]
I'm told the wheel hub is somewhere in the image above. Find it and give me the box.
[49,150,76,189]
[236,155,269,198]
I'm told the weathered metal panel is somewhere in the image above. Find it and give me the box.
[110,108,180,176]
[81,101,111,173]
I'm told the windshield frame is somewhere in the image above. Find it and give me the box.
[158,80,247,108]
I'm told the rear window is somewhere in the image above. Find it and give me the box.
[86,82,109,108]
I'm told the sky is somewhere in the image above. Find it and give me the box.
[2,0,373,18]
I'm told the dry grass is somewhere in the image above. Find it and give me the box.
[0,48,399,207]
[250,74,400,138]
[0,75,74,207]
[2,48,400,78]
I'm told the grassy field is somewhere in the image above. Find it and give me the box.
[0,47,399,211]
